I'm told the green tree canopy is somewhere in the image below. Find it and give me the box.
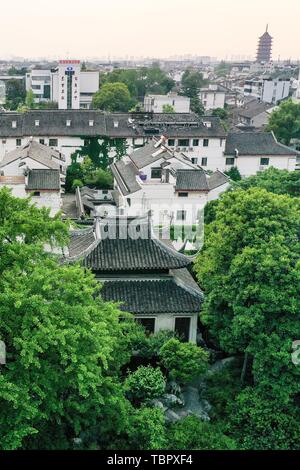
[92,82,132,112]
[181,69,207,98]
[237,167,300,197]
[0,188,138,450]
[5,79,26,110]
[267,99,300,145]
[162,104,175,113]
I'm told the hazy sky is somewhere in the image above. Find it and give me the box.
[1,0,298,60]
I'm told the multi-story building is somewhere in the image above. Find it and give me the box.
[199,84,226,110]
[256,26,273,63]
[0,139,66,215]
[26,60,99,109]
[144,92,190,113]
[0,111,226,165]
[224,132,299,176]
[244,77,290,104]
[110,139,230,224]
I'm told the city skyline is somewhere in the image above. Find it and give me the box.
[0,0,299,61]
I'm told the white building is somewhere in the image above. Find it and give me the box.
[0,139,66,215]
[110,139,230,225]
[224,132,299,177]
[26,61,99,109]
[144,92,190,113]
[199,84,226,110]
[0,111,226,166]
[244,77,290,104]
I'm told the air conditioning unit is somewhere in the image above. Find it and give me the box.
[259,165,267,171]
[189,147,193,151]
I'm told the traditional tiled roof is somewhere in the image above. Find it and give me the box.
[129,141,172,169]
[26,169,61,190]
[100,276,203,314]
[175,169,209,191]
[207,170,230,190]
[67,217,192,272]
[0,110,226,138]
[0,140,62,169]
[225,132,300,156]
[110,160,141,196]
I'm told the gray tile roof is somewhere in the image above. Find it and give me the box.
[207,170,230,190]
[26,169,61,190]
[100,276,203,314]
[225,132,300,156]
[0,111,226,139]
[236,101,271,119]
[0,140,62,169]
[67,217,191,272]
[110,160,141,196]
[175,169,209,191]
[129,141,172,169]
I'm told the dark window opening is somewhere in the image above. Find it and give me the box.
[260,157,269,166]
[225,157,235,165]
[203,139,209,147]
[49,139,58,147]
[33,191,41,197]
[151,167,162,179]
[175,317,191,342]
[178,192,188,198]
[193,139,199,146]
[136,318,155,335]
[178,139,190,147]
[168,139,175,146]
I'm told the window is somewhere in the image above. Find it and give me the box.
[43,85,51,99]
[193,139,199,147]
[151,167,162,179]
[175,317,191,342]
[226,157,235,166]
[89,120,94,127]
[39,139,45,145]
[66,120,71,127]
[31,85,41,90]
[12,121,17,129]
[260,158,269,166]
[2,139,6,144]
[33,191,41,197]
[136,318,155,335]
[203,139,209,147]
[35,120,40,127]
[176,210,187,221]
[191,157,198,164]
[178,192,188,198]
[127,198,131,207]
[49,139,58,147]
[168,139,175,147]
[201,157,208,166]
[178,139,190,147]
[16,138,21,147]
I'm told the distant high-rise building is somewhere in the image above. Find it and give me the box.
[256,25,273,63]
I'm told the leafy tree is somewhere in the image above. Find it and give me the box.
[237,167,300,197]
[5,78,26,110]
[181,69,207,98]
[167,416,237,450]
[0,188,141,450]
[159,338,208,384]
[228,388,300,450]
[267,99,300,145]
[212,107,228,120]
[127,407,167,450]
[190,96,205,117]
[225,166,241,181]
[195,188,300,394]
[92,82,132,112]
[25,89,35,109]
[124,366,166,404]
[162,104,175,113]
[215,61,232,77]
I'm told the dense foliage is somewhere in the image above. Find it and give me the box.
[124,366,166,404]
[92,82,133,112]
[267,99,300,145]
[195,187,300,449]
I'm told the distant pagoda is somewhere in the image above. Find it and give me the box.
[256,25,273,63]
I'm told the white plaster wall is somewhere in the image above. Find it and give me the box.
[236,156,296,177]
[135,312,198,343]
